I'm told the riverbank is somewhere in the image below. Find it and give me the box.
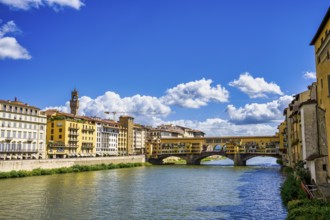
[0,155,145,172]
[280,166,330,219]
[0,162,145,179]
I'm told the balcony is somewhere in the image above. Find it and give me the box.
[48,142,65,147]
[27,138,34,142]
[69,127,79,131]
[82,142,94,149]
[82,145,94,149]
[5,136,13,141]
[82,128,95,132]
[69,139,78,143]
[68,132,79,136]
[67,145,78,148]
[0,149,38,153]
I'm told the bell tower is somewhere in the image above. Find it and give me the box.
[70,88,79,115]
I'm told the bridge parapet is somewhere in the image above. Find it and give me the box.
[147,150,281,166]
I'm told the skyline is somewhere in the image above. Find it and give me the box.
[0,1,328,136]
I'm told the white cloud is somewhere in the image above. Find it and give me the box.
[161,78,229,108]
[0,21,31,60]
[45,91,172,122]
[158,118,278,137]
[229,72,283,98]
[303,71,316,80]
[0,0,84,10]
[0,20,20,37]
[226,95,293,124]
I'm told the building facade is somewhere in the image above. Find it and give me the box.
[96,119,119,156]
[311,7,330,181]
[0,99,47,160]
[45,110,97,158]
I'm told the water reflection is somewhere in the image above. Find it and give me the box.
[0,159,286,220]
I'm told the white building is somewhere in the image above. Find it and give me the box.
[0,99,47,160]
[133,125,146,155]
[96,119,119,156]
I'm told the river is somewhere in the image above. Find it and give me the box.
[0,157,287,219]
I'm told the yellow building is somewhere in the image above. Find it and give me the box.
[119,116,134,155]
[310,7,330,179]
[118,126,127,156]
[278,121,288,165]
[45,110,97,158]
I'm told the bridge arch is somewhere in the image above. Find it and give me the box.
[192,153,234,165]
[243,155,281,166]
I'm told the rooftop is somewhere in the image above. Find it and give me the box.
[310,7,330,45]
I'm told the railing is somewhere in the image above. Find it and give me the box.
[5,136,13,141]
[82,145,94,149]
[154,149,280,156]
[82,128,95,132]
[69,127,79,130]
[0,149,38,153]
[68,139,78,142]
[69,132,79,136]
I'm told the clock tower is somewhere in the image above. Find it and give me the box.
[70,88,79,115]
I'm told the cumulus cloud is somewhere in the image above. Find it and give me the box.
[157,118,278,137]
[229,72,283,98]
[45,91,172,122]
[0,21,31,60]
[0,0,84,10]
[161,78,229,108]
[303,71,316,80]
[226,95,293,124]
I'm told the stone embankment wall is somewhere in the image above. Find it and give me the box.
[0,155,145,172]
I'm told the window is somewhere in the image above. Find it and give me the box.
[59,128,62,132]
[328,75,330,96]
[50,135,53,141]
[59,135,62,139]
[321,78,323,89]
[51,123,54,128]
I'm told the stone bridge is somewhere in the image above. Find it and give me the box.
[148,151,281,166]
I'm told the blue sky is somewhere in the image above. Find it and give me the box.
[0,0,328,136]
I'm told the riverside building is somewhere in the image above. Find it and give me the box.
[310,7,330,181]
[0,98,47,160]
[95,118,119,156]
[282,83,328,184]
[45,89,96,158]
[133,124,147,155]
[45,110,97,158]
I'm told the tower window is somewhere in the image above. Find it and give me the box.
[328,75,330,96]
[321,78,323,89]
